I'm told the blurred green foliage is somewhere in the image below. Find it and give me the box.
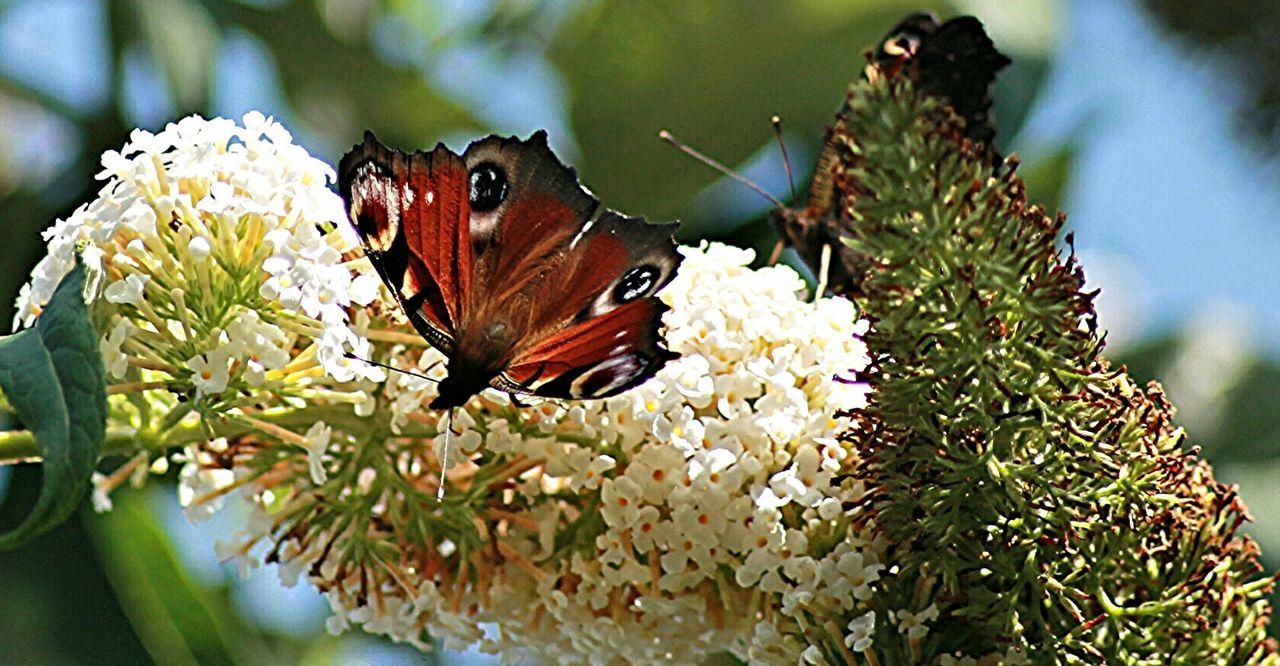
[89,488,270,665]
[1142,0,1280,151]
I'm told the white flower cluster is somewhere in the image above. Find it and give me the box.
[24,113,901,662]
[249,244,884,664]
[15,112,384,404]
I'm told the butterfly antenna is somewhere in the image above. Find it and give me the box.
[344,352,440,384]
[771,116,797,201]
[658,129,785,208]
[437,407,454,501]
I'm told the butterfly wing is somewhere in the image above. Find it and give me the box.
[337,132,473,354]
[450,133,681,400]
[873,13,1011,150]
[915,17,1011,149]
[340,130,681,403]
[496,210,680,399]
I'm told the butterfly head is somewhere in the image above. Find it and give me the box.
[769,206,813,254]
[769,205,864,295]
[429,369,492,410]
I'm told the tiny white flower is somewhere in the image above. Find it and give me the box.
[177,456,236,523]
[301,421,332,485]
[349,273,381,306]
[600,476,643,527]
[186,350,231,395]
[317,325,385,383]
[104,274,150,305]
[214,538,259,579]
[845,610,875,651]
[99,318,131,378]
[188,235,212,260]
[121,201,158,239]
[895,603,939,640]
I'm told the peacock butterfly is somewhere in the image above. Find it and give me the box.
[769,11,1010,295]
[337,130,681,411]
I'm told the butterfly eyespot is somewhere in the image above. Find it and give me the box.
[468,162,508,212]
[569,353,649,399]
[613,265,660,304]
[883,33,922,57]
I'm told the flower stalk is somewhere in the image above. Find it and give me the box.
[829,68,1277,662]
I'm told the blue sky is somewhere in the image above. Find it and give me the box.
[1018,0,1280,356]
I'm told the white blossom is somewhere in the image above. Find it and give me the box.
[103,274,149,305]
[846,610,876,651]
[273,243,876,663]
[176,445,237,523]
[99,318,131,379]
[186,350,231,395]
[301,421,333,485]
[896,603,940,640]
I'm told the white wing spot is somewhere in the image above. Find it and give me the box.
[351,164,400,246]
[569,354,645,399]
[570,219,596,249]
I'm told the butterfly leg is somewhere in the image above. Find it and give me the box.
[767,239,785,266]
[814,243,832,302]
[499,363,548,411]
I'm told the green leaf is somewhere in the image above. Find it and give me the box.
[0,329,67,464]
[0,260,107,548]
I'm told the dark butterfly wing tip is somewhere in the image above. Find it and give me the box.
[464,131,554,159]
[934,17,1013,69]
[653,219,681,235]
[895,10,941,29]
[338,132,387,183]
[352,130,388,157]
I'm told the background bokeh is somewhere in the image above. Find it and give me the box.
[1,0,1277,663]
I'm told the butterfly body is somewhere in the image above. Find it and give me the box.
[339,131,680,410]
[772,12,1009,296]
